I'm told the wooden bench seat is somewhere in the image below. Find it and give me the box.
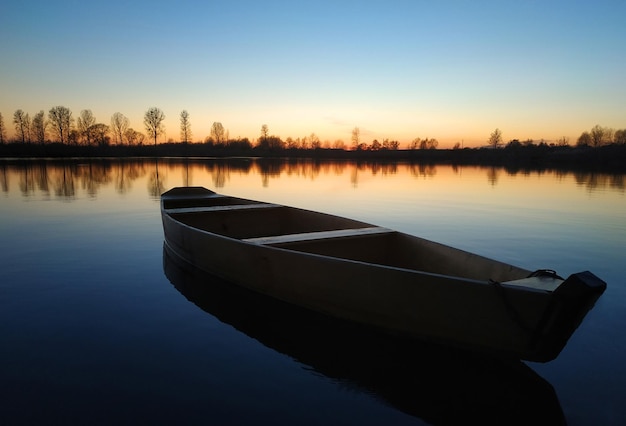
[243,226,393,245]
[165,203,280,214]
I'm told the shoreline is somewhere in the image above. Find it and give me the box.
[1,142,625,173]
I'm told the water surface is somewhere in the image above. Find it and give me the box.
[1,158,624,425]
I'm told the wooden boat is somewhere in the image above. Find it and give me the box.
[161,186,606,362]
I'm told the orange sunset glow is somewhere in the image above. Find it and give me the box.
[1,2,624,149]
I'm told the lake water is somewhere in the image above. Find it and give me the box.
[1,158,624,425]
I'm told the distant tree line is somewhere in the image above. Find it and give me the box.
[502,125,626,149]
[0,106,455,151]
[483,125,626,150]
[576,124,626,147]
[1,107,625,157]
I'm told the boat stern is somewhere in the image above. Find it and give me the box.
[530,271,606,362]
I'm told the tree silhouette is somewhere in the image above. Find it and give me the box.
[124,128,145,145]
[419,138,438,149]
[555,136,570,147]
[333,139,346,149]
[144,107,165,146]
[111,112,129,145]
[577,132,591,147]
[180,110,192,143]
[590,124,612,147]
[211,122,225,145]
[488,128,502,149]
[48,106,73,144]
[257,124,270,149]
[0,113,6,143]
[89,123,110,146]
[309,133,321,149]
[32,111,47,144]
[615,129,626,145]
[13,110,30,143]
[77,110,96,145]
[351,127,360,149]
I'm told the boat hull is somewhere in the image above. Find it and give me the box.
[161,187,606,362]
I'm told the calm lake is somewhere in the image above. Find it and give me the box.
[1,158,624,425]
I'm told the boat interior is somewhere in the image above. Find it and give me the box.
[164,195,530,282]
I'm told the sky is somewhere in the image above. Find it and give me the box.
[1,0,625,148]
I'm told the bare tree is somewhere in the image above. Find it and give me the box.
[257,124,284,150]
[77,110,96,145]
[590,125,605,147]
[0,113,6,143]
[409,137,421,150]
[333,139,346,149]
[300,136,309,149]
[351,127,360,149]
[577,131,592,147]
[555,136,570,147]
[48,106,73,144]
[285,136,297,149]
[180,110,192,143]
[605,127,615,144]
[24,112,32,143]
[110,112,129,144]
[124,128,137,145]
[13,109,29,143]
[383,138,400,150]
[488,128,502,149]
[210,122,225,145]
[259,124,269,147]
[136,132,146,145]
[144,107,165,146]
[32,110,47,143]
[265,135,285,150]
[68,130,80,145]
[589,124,613,147]
[418,137,438,149]
[309,133,321,149]
[123,128,146,145]
[90,123,110,146]
[615,129,626,145]
[82,126,95,146]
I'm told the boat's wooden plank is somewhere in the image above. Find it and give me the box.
[243,226,393,245]
[166,203,280,214]
[503,277,562,292]
[162,188,222,199]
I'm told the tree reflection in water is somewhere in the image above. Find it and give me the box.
[148,159,166,198]
[0,158,623,200]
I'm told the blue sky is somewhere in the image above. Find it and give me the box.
[1,0,625,147]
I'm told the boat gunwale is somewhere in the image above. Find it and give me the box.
[164,203,281,214]
[162,206,551,293]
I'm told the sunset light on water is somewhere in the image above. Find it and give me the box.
[1,158,624,424]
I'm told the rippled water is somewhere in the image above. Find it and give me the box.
[1,158,624,425]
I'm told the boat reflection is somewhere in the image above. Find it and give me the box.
[162,244,565,425]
